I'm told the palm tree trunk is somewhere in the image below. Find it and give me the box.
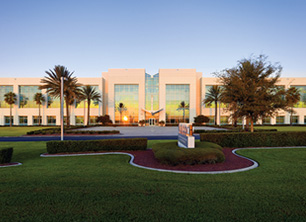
[245,116,249,131]
[214,101,218,125]
[183,109,185,123]
[87,99,90,126]
[10,104,12,127]
[38,104,41,126]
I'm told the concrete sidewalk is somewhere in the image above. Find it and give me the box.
[79,126,226,136]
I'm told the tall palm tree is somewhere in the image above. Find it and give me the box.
[4,92,17,127]
[204,85,223,125]
[33,92,45,125]
[80,85,101,125]
[116,102,127,124]
[177,101,189,123]
[39,65,82,126]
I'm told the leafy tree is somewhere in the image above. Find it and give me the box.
[33,92,45,125]
[116,103,127,124]
[203,85,223,125]
[80,85,101,125]
[39,65,82,126]
[4,92,17,127]
[177,101,189,123]
[217,55,293,132]
[285,87,300,125]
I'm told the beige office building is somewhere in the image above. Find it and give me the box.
[0,69,306,126]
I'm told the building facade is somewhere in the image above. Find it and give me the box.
[0,69,306,126]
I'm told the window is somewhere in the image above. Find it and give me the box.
[4,116,13,126]
[114,84,139,123]
[262,117,271,125]
[166,84,190,123]
[47,116,56,125]
[19,116,28,126]
[304,116,306,125]
[90,116,98,125]
[220,116,229,125]
[19,86,41,108]
[75,116,84,125]
[0,86,14,108]
[33,116,42,125]
[291,116,299,125]
[292,86,306,108]
[208,116,215,125]
[276,116,285,124]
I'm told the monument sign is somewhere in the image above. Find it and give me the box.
[178,123,195,148]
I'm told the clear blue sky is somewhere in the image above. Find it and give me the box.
[0,0,305,78]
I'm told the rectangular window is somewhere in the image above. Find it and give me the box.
[19,116,28,126]
[19,86,41,108]
[208,116,215,125]
[304,116,306,125]
[220,116,229,125]
[276,116,285,124]
[33,116,42,125]
[262,117,271,125]
[4,116,13,126]
[90,116,98,125]
[292,86,306,108]
[75,116,84,125]
[291,116,299,125]
[75,86,100,109]
[47,116,56,125]
[0,86,14,108]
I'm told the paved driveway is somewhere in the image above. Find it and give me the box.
[80,126,226,136]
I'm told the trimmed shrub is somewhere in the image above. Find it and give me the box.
[200,131,306,148]
[0,148,13,164]
[152,141,225,166]
[194,129,277,134]
[27,129,119,135]
[46,138,147,154]
[193,115,210,124]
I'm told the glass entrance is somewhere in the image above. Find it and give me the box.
[149,118,155,126]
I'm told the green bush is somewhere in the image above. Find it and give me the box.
[27,129,119,135]
[0,148,13,164]
[46,138,147,154]
[200,131,306,148]
[152,141,225,166]
[194,128,277,134]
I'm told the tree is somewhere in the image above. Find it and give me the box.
[203,85,223,125]
[116,103,127,124]
[177,101,189,123]
[80,85,101,125]
[4,92,17,127]
[217,55,298,132]
[285,87,300,126]
[39,65,82,126]
[33,92,45,125]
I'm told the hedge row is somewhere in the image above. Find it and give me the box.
[27,129,119,135]
[152,141,225,165]
[0,148,13,164]
[200,131,306,148]
[46,138,147,154]
[194,129,277,134]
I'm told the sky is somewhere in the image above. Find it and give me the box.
[0,0,306,78]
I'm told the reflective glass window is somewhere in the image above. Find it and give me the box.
[19,116,28,126]
[276,116,285,124]
[220,116,229,125]
[76,86,100,108]
[262,117,271,125]
[47,116,56,125]
[33,116,42,125]
[90,116,98,125]
[19,86,41,108]
[0,86,14,108]
[204,85,226,108]
[4,116,13,125]
[75,116,84,125]
[165,84,189,123]
[145,73,159,120]
[291,116,299,124]
[292,86,306,108]
[114,84,139,123]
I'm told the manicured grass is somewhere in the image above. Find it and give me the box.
[0,141,305,221]
[0,126,56,137]
[254,125,306,131]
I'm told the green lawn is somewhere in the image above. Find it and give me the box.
[0,126,56,137]
[254,125,306,131]
[0,141,305,221]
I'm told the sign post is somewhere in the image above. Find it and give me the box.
[178,123,195,148]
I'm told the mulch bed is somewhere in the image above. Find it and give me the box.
[43,148,255,172]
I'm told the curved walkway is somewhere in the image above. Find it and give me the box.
[40,147,305,174]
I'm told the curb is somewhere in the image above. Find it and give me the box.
[0,162,23,168]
